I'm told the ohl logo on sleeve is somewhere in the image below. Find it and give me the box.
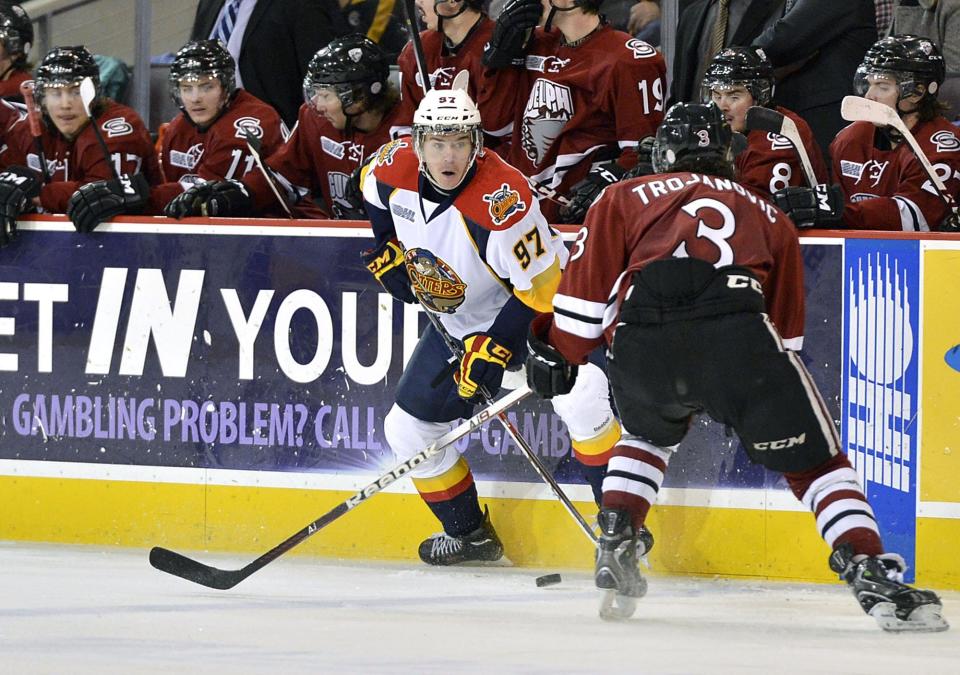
[404,248,466,314]
[483,183,526,225]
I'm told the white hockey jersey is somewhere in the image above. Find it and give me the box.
[361,139,566,342]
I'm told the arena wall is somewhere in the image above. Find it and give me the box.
[1,217,957,590]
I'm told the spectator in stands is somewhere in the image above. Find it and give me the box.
[166,36,404,220]
[483,0,666,223]
[876,0,895,35]
[671,0,783,106]
[627,0,662,47]
[890,0,960,119]
[190,0,351,128]
[0,46,156,238]
[703,46,829,196]
[394,0,522,150]
[774,35,960,232]
[340,0,409,62]
[139,40,286,216]
[752,0,877,156]
[0,4,33,101]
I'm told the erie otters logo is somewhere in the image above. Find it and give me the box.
[483,183,526,225]
[374,138,406,166]
[404,248,466,314]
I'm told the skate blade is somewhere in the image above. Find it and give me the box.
[599,590,637,622]
[870,602,950,633]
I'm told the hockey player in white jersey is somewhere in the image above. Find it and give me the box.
[360,80,623,565]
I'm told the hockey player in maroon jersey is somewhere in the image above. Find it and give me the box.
[0,5,34,102]
[483,0,666,222]
[360,80,626,565]
[776,35,960,232]
[525,102,948,631]
[166,35,405,220]
[702,46,828,198]
[394,0,524,149]
[138,40,286,215]
[0,46,156,237]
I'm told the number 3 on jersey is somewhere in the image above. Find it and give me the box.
[672,198,736,266]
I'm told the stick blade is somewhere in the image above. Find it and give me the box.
[840,95,897,126]
[744,106,785,134]
[149,546,245,590]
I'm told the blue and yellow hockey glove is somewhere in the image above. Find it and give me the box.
[455,334,513,403]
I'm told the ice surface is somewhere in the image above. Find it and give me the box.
[0,543,956,674]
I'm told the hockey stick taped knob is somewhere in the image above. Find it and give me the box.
[535,573,562,587]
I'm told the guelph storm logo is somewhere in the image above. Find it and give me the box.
[521,79,573,165]
[404,248,467,314]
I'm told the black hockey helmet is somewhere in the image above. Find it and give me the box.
[168,39,237,111]
[702,46,775,107]
[303,35,389,113]
[34,46,100,108]
[0,4,33,66]
[854,34,945,101]
[652,102,734,174]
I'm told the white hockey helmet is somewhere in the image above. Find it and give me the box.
[412,71,483,190]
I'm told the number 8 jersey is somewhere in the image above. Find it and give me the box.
[361,138,567,342]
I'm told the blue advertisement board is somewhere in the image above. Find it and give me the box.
[842,238,920,579]
[0,223,843,495]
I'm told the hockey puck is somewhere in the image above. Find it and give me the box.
[535,573,562,587]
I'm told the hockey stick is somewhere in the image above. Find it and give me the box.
[243,129,294,219]
[402,0,431,95]
[149,385,532,589]
[20,80,51,183]
[744,106,818,187]
[79,77,122,183]
[419,306,597,544]
[840,95,959,219]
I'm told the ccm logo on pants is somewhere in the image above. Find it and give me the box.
[753,433,806,450]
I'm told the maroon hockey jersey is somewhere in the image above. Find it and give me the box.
[547,171,805,364]
[151,89,285,213]
[830,118,960,231]
[395,19,521,147]
[505,27,666,221]
[245,101,405,216]
[737,106,828,197]
[2,99,158,213]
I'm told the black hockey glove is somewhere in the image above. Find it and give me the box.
[937,210,960,233]
[623,136,656,179]
[332,164,368,220]
[482,0,542,69]
[456,333,513,403]
[164,180,253,219]
[67,173,151,233]
[557,161,626,224]
[773,184,845,229]
[525,314,577,399]
[361,237,416,304]
[0,165,41,246]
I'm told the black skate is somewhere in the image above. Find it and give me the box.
[830,543,949,633]
[418,505,504,566]
[595,508,650,621]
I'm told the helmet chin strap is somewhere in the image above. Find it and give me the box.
[544,0,580,30]
[435,0,469,33]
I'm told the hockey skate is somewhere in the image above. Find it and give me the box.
[418,505,504,566]
[829,543,949,633]
[595,508,652,621]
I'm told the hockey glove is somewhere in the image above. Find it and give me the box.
[482,0,542,69]
[624,136,656,179]
[67,173,151,233]
[937,210,960,233]
[558,161,626,224]
[773,184,845,229]
[0,166,41,247]
[456,333,513,403]
[525,313,577,399]
[163,180,253,219]
[332,164,368,219]
[361,237,416,304]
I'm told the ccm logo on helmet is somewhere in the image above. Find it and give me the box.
[753,433,806,450]
[102,117,133,138]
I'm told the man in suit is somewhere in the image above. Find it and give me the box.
[191,0,351,127]
[670,0,785,105]
[752,0,877,156]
